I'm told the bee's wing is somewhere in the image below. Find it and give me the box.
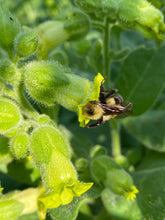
[115,101,132,119]
[122,101,133,110]
[100,104,127,114]
[100,102,132,118]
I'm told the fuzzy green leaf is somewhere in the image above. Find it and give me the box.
[115,46,165,115]
[134,151,165,219]
[122,110,165,152]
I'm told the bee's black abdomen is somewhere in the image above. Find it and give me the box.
[114,95,123,105]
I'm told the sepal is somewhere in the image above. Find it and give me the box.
[10,132,29,159]
[14,30,39,57]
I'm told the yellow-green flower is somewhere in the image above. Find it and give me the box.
[38,180,93,209]
[124,185,139,200]
[78,73,104,127]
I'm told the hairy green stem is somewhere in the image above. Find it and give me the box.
[103,17,110,89]
[102,17,121,157]
[110,120,121,158]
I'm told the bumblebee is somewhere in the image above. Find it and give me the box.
[82,82,132,128]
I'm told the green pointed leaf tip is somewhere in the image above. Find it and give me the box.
[115,46,165,116]
[30,125,70,164]
[55,8,90,40]
[0,2,20,49]
[0,98,21,135]
[10,132,28,159]
[0,200,24,220]
[24,60,92,110]
[90,155,138,200]
[14,30,39,57]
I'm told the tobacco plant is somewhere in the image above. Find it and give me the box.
[0,0,165,219]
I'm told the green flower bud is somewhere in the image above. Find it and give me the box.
[0,98,21,135]
[23,61,70,106]
[0,2,20,49]
[90,145,107,158]
[10,132,28,159]
[0,200,24,220]
[105,169,138,200]
[24,61,92,110]
[75,157,88,171]
[35,8,90,58]
[90,155,138,200]
[14,30,39,57]
[35,20,69,59]
[55,8,90,40]
[103,0,118,17]
[118,0,165,40]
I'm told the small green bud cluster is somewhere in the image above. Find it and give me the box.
[75,0,165,40]
[0,2,39,59]
[90,155,138,200]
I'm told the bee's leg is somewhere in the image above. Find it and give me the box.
[87,117,103,128]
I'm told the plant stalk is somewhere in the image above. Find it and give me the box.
[102,17,121,157]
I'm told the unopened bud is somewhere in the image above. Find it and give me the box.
[14,30,39,57]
